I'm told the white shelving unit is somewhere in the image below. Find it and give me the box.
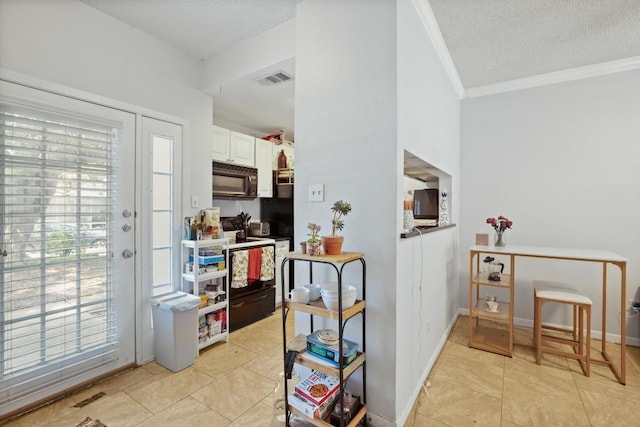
[181,238,229,350]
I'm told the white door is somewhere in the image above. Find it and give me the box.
[139,117,182,363]
[0,80,136,416]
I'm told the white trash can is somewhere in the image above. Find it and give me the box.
[150,291,201,372]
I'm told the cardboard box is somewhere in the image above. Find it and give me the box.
[288,391,337,420]
[306,331,359,367]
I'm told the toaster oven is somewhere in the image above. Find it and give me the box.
[249,222,270,237]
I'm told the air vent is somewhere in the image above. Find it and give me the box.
[257,70,293,86]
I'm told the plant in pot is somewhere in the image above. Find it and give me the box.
[306,223,322,256]
[322,200,352,255]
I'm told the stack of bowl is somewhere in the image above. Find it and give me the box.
[320,282,357,311]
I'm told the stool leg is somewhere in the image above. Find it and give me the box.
[573,305,578,342]
[585,305,591,377]
[535,297,542,365]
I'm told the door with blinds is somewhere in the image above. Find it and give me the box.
[0,81,136,416]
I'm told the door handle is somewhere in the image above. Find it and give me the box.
[122,249,134,259]
[1,249,7,257]
[122,224,132,232]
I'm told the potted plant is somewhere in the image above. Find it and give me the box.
[306,223,322,256]
[322,200,352,255]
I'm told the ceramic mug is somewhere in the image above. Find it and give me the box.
[290,288,310,304]
[303,283,322,301]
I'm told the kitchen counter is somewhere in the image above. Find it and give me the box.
[400,223,456,238]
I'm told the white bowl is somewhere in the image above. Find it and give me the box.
[303,283,322,301]
[321,293,357,310]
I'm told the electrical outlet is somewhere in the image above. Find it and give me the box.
[308,184,324,202]
[191,195,199,208]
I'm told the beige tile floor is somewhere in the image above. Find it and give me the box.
[405,316,640,427]
[3,314,640,427]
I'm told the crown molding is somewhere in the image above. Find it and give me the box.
[465,56,640,98]
[412,0,465,99]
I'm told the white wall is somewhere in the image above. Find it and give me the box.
[0,0,213,216]
[295,0,398,423]
[460,69,640,343]
[0,0,213,363]
[395,0,461,423]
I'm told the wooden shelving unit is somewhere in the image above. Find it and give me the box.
[468,248,515,357]
[280,251,367,427]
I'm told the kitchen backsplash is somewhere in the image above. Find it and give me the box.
[214,198,261,218]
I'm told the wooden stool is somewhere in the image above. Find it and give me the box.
[533,286,592,376]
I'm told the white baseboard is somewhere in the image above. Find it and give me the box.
[457,308,640,347]
[396,312,460,427]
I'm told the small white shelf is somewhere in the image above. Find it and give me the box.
[182,238,229,351]
[198,331,229,350]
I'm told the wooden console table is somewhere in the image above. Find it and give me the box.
[468,244,628,385]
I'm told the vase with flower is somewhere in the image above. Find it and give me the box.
[306,223,322,256]
[486,215,513,247]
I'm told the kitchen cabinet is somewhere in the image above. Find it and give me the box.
[280,252,367,427]
[181,238,229,350]
[212,125,256,167]
[272,140,295,170]
[468,248,515,356]
[255,137,273,197]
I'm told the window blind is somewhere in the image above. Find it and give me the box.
[0,102,119,405]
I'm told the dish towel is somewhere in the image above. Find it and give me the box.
[260,246,275,281]
[231,250,248,288]
[247,247,262,282]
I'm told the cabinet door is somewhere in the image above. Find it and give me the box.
[272,141,295,169]
[255,138,273,197]
[212,125,230,162]
[229,131,256,167]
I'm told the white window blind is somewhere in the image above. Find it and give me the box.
[0,102,118,403]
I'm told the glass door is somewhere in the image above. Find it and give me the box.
[0,80,136,416]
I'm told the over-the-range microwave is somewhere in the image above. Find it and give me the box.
[213,161,257,199]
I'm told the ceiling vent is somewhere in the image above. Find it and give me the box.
[257,70,293,86]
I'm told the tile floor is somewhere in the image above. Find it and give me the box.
[3,314,640,427]
[405,317,640,427]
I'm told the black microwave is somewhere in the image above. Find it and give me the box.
[213,161,258,199]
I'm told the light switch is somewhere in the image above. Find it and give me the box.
[191,195,199,208]
[308,184,324,202]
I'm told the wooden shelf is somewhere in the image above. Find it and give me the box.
[288,404,367,427]
[472,272,512,287]
[295,351,366,379]
[472,299,510,322]
[285,251,364,264]
[285,300,365,321]
[468,320,511,357]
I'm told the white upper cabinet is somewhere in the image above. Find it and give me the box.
[255,138,273,198]
[229,131,256,167]
[212,125,256,167]
[272,141,295,170]
[212,125,230,162]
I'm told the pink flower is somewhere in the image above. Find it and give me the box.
[486,216,513,232]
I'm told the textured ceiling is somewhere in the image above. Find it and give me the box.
[429,0,640,88]
[80,0,302,60]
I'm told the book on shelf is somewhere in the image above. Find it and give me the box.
[294,367,340,406]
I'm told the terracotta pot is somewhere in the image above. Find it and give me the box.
[322,236,344,255]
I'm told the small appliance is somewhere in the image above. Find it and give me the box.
[213,161,257,199]
[249,221,271,237]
